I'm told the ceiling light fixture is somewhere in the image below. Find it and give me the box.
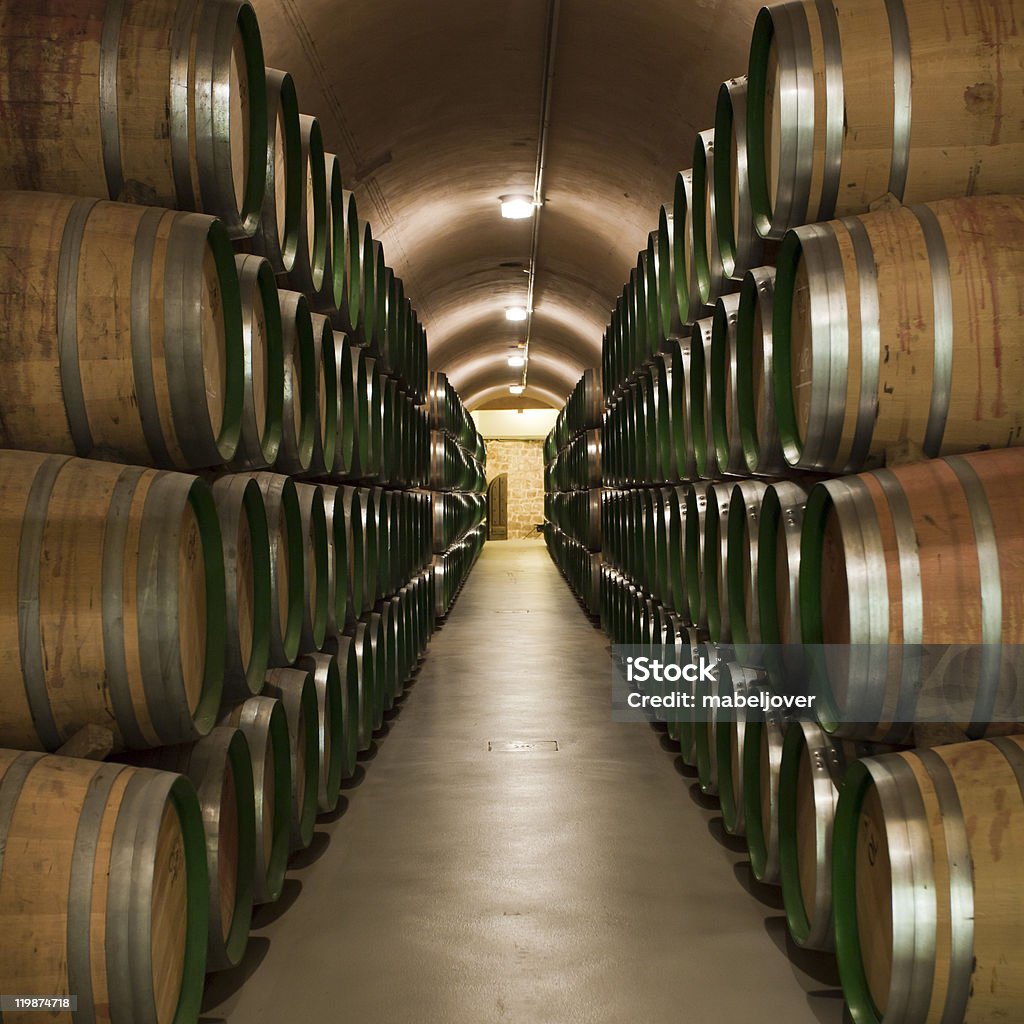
[509,384,525,395]
[505,306,528,322]
[507,352,526,368]
[499,194,535,220]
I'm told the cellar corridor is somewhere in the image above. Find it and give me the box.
[203,541,841,1024]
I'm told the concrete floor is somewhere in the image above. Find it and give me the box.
[204,540,845,1024]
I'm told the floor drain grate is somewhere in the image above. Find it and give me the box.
[488,740,559,752]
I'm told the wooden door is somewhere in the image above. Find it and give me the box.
[488,474,508,540]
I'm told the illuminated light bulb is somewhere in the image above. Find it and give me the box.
[507,353,526,368]
[505,306,528,322]
[509,384,525,396]
[500,195,534,220]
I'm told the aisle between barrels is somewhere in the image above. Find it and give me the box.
[203,541,843,1024]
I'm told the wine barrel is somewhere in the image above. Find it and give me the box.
[331,330,356,478]
[360,486,381,612]
[692,129,729,308]
[318,152,343,315]
[244,473,304,667]
[734,266,784,476]
[702,483,734,644]
[0,750,207,1024]
[802,447,1024,742]
[361,233,387,354]
[320,486,349,637]
[746,0,1024,239]
[710,292,745,475]
[331,635,360,780]
[742,698,787,886]
[239,68,300,275]
[335,191,363,336]
[774,196,1024,473]
[0,452,224,752]
[211,475,272,699]
[340,486,365,624]
[275,290,317,475]
[350,618,377,753]
[305,312,339,477]
[688,318,718,480]
[294,483,329,653]
[694,644,730,796]
[756,480,808,649]
[0,0,267,238]
[672,169,703,324]
[834,736,1024,1024]
[262,667,318,851]
[351,348,384,480]
[296,652,344,814]
[713,77,770,282]
[281,114,327,300]
[653,353,680,487]
[676,626,705,766]
[0,192,243,469]
[219,695,290,906]
[228,254,284,471]
[715,665,771,837]
[778,720,847,951]
[124,725,255,972]
[657,206,683,338]
[720,479,770,647]
[683,481,713,631]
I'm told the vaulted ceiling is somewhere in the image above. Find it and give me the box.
[253,0,762,408]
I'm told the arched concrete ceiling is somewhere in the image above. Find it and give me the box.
[253,0,762,407]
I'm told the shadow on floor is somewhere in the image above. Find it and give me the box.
[250,879,303,929]
[763,915,841,986]
[201,936,271,1012]
[289,830,332,869]
[732,861,785,910]
[706,816,748,853]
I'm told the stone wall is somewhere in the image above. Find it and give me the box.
[484,439,546,540]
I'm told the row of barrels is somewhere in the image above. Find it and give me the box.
[603,193,1024,485]
[428,372,486,461]
[543,523,602,618]
[604,0,1024,402]
[0,192,430,481]
[544,490,601,554]
[0,567,437,1023]
[433,525,487,618]
[430,431,487,494]
[0,0,427,398]
[601,443,1024,744]
[613,620,1024,1024]
[236,67,427,398]
[544,429,602,493]
[544,369,603,462]
[0,450,436,755]
[432,492,488,554]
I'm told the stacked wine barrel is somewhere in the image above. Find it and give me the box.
[555,3,1024,1021]
[429,372,487,617]
[0,2,477,1020]
[543,369,603,615]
